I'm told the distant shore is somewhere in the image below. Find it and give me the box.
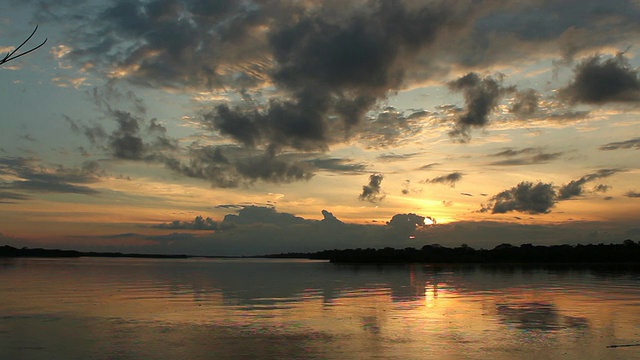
[0,245,191,259]
[3,240,639,264]
[268,240,640,264]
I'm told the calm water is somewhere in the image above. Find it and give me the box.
[1,258,639,359]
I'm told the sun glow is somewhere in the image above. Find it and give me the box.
[423,217,436,226]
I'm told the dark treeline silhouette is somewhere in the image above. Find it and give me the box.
[3,240,639,263]
[304,240,640,263]
[0,245,187,259]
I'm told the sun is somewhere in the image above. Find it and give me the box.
[423,217,436,226]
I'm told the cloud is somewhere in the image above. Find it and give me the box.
[153,215,219,230]
[164,145,314,188]
[488,148,564,166]
[221,205,307,227]
[417,163,441,171]
[234,146,314,184]
[144,206,439,255]
[67,85,178,161]
[377,152,420,162]
[626,191,640,198]
[510,89,540,117]
[600,137,640,151]
[482,169,624,214]
[359,173,385,203]
[305,157,367,174]
[421,172,463,187]
[215,204,245,210]
[386,213,432,234]
[558,53,640,104]
[401,180,422,195]
[357,108,430,149]
[0,157,102,198]
[191,2,467,153]
[593,184,610,193]
[0,191,31,203]
[491,148,537,157]
[320,210,343,225]
[481,181,557,214]
[162,146,241,188]
[127,207,640,255]
[558,169,622,200]
[447,72,515,142]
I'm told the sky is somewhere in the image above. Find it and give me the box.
[0,0,639,256]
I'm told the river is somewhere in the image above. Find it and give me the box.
[1,257,639,359]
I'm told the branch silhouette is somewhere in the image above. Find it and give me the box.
[1,26,47,66]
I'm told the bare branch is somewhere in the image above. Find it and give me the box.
[1,26,48,66]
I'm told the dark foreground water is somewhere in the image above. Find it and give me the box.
[1,258,639,359]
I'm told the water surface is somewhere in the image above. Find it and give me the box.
[1,258,639,359]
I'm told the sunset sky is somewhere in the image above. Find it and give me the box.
[1,0,639,255]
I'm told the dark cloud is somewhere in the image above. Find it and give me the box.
[68,85,178,162]
[541,110,591,122]
[142,207,443,255]
[626,191,640,198]
[482,169,624,214]
[164,145,313,188]
[321,210,344,226]
[235,145,314,184]
[600,137,640,151]
[418,163,441,171]
[481,181,557,214]
[447,72,515,142]
[154,215,219,230]
[67,0,275,91]
[377,152,420,162]
[559,53,640,104]
[71,109,177,161]
[305,157,367,174]
[192,2,465,152]
[421,172,463,187]
[221,206,307,228]
[215,204,245,210]
[456,0,640,67]
[491,148,537,157]
[401,180,422,195]
[23,0,640,190]
[162,146,241,188]
[510,89,540,117]
[0,191,31,203]
[558,169,622,200]
[593,184,610,193]
[0,157,101,197]
[359,173,385,203]
[48,0,640,95]
[488,148,563,166]
[386,213,432,234]
[204,96,330,152]
[357,108,429,149]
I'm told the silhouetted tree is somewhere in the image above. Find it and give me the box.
[1,26,47,67]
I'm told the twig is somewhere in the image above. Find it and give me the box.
[607,344,640,348]
[1,25,48,66]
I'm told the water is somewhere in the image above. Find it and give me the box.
[1,258,639,359]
